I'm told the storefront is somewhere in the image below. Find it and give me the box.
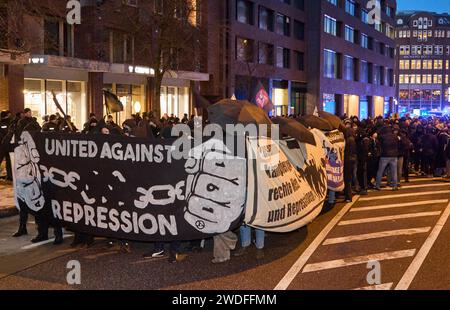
[160,86,190,119]
[271,80,289,116]
[24,65,89,130]
[344,94,359,118]
[323,93,336,115]
[359,96,369,120]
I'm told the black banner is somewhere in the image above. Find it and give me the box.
[13,131,247,242]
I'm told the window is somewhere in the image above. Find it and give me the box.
[258,42,274,65]
[112,31,125,63]
[360,60,369,83]
[361,33,369,48]
[327,0,338,5]
[344,56,355,81]
[294,20,305,41]
[434,60,443,70]
[259,6,274,31]
[44,19,60,55]
[236,37,254,62]
[345,0,356,16]
[276,47,290,69]
[324,49,340,79]
[361,10,368,24]
[295,51,304,71]
[276,13,291,36]
[237,0,253,25]
[324,15,337,36]
[345,25,354,43]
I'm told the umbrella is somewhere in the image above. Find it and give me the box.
[297,115,334,131]
[318,111,343,131]
[207,99,272,130]
[271,117,316,146]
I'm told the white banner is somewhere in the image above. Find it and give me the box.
[311,129,345,192]
[244,135,327,233]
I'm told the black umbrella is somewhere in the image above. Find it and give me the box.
[318,111,343,131]
[207,99,272,130]
[271,117,316,146]
[297,115,334,131]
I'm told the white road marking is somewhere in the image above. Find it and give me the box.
[354,283,394,290]
[302,249,416,273]
[395,202,450,290]
[409,177,441,182]
[350,200,449,212]
[21,235,73,250]
[323,227,431,245]
[338,212,442,226]
[381,183,450,190]
[274,197,360,290]
[359,190,450,201]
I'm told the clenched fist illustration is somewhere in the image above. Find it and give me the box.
[14,131,45,212]
[184,138,247,234]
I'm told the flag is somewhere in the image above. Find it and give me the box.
[52,91,74,132]
[193,90,211,109]
[103,90,124,113]
[253,81,273,113]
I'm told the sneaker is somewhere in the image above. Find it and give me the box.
[143,250,166,259]
[233,247,249,257]
[374,187,381,191]
[359,190,368,196]
[212,257,230,264]
[392,187,399,191]
[31,235,49,243]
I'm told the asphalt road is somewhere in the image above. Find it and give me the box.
[0,178,449,290]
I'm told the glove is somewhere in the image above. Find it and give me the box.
[14,131,45,212]
[184,138,246,234]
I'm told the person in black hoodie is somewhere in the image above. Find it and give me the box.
[398,129,413,183]
[375,126,399,191]
[356,127,371,195]
[344,127,357,202]
[420,127,439,177]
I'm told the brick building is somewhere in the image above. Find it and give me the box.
[395,11,450,116]
[202,0,397,118]
[0,0,208,129]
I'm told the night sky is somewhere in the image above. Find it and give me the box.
[397,0,450,14]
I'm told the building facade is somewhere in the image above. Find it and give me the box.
[0,0,208,129]
[202,0,308,116]
[202,0,397,118]
[395,11,450,116]
[308,0,397,118]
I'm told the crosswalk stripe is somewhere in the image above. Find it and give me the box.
[302,249,416,273]
[350,200,449,212]
[381,183,450,191]
[323,227,431,245]
[338,211,442,226]
[354,283,394,290]
[409,177,441,182]
[395,202,450,290]
[359,190,450,201]
[274,197,361,290]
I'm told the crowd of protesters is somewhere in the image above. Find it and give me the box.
[1,107,450,264]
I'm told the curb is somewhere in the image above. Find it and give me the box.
[0,207,18,219]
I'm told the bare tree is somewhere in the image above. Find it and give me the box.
[116,0,202,118]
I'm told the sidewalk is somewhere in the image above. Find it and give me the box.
[0,180,18,218]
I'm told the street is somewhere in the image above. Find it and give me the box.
[0,177,449,290]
